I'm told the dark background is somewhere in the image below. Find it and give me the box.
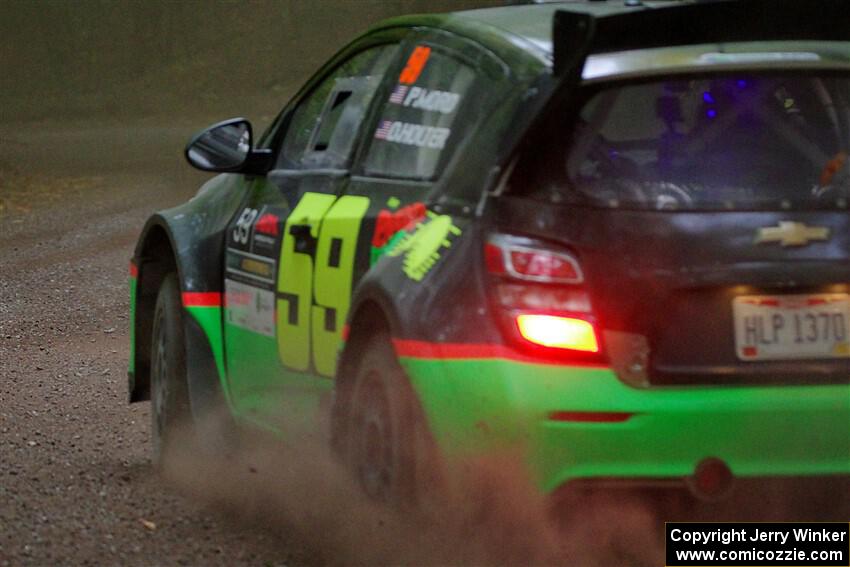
[0,0,503,126]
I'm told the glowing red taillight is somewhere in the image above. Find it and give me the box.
[516,314,599,353]
[485,234,603,358]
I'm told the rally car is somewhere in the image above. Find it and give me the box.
[129,0,850,504]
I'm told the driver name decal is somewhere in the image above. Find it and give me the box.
[374,120,450,149]
[388,85,461,114]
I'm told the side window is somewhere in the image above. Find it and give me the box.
[278,44,398,169]
[362,45,476,180]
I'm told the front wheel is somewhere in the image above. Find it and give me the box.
[150,273,191,465]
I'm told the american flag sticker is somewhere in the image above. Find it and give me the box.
[389,84,408,104]
[374,120,393,140]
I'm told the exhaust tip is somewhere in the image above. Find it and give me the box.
[687,457,734,501]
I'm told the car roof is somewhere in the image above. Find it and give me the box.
[452,1,669,57]
[373,1,850,80]
[370,1,667,69]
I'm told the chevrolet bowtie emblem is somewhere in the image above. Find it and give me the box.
[754,221,830,247]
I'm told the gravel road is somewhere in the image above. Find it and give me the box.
[0,122,303,566]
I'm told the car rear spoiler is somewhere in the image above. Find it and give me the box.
[553,0,850,76]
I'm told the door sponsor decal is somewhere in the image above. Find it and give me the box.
[254,212,280,237]
[370,201,426,265]
[388,212,461,282]
[226,249,276,285]
[276,193,370,376]
[229,206,284,257]
[371,202,427,248]
[232,207,259,245]
[225,279,275,337]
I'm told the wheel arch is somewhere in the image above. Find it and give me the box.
[130,218,179,403]
[129,173,246,409]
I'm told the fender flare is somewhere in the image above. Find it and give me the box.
[128,173,247,417]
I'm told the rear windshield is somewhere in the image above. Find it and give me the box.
[544,73,850,211]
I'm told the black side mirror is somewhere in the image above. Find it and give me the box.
[185,118,271,174]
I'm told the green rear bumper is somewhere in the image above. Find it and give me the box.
[400,356,850,493]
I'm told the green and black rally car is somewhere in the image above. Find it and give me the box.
[129,0,850,502]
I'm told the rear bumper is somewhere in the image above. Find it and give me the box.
[400,355,850,493]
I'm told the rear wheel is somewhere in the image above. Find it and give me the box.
[150,273,191,465]
[339,332,438,507]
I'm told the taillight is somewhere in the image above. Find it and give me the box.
[516,314,599,353]
[485,234,602,359]
[484,236,583,284]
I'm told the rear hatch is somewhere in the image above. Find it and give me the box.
[500,71,850,386]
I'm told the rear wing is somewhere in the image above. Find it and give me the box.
[553,0,850,76]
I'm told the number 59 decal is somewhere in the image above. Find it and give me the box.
[276,193,370,377]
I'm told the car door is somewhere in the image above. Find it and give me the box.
[222,40,403,425]
[344,31,508,293]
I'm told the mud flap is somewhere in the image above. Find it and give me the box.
[183,314,229,422]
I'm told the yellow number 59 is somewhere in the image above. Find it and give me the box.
[276,193,370,376]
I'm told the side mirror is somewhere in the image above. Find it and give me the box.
[185,118,271,174]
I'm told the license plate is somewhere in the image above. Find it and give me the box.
[733,294,850,360]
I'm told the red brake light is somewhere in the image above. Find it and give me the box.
[516,314,599,353]
[485,233,604,359]
[484,242,506,274]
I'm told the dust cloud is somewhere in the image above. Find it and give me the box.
[160,407,850,566]
[161,412,666,567]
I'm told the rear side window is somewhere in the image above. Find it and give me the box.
[362,45,475,179]
[554,74,850,211]
[279,44,398,169]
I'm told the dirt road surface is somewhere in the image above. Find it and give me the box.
[0,121,307,566]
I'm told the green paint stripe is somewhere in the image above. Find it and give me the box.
[185,305,227,396]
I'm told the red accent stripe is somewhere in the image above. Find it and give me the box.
[548,411,635,423]
[182,292,222,307]
[129,261,138,278]
[391,339,608,368]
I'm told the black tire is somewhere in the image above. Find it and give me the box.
[150,273,191,465]
[339,331,439,507]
